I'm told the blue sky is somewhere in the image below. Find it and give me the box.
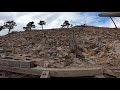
[90,12,109,22]
[80,12,110,25]
[0,12,119,35]
[69,12,111,27]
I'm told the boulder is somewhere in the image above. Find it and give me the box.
[63,52,69,56]
[87,60,96,64]
[0,48,5,53]
[56,47,62,51]
[58,54,63,58]
[51,62,65,68]
[43,61,50,68]
[73,58,81,64]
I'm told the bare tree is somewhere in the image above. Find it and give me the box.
[38,20,46,30]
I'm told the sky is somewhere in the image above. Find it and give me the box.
[0,12,120,36]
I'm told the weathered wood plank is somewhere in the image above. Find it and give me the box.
[20,61,34,68]
[0,65,42,75]
[49,67,103,77]
[8,60,20,67]
[0,59,34,68]
[0,65,103,77]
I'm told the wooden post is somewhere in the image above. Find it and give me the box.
[40,71,50,78]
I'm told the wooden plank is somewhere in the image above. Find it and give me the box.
[0,59,9,66]
[49,67,103,77]
[20,60,34,68]
[0,65,42,75]
[0,65,103,77]
[0,59,34,68]
[8,60,20,67]
[40,71,50,78]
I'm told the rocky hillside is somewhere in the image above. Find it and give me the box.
[0,26,120,68]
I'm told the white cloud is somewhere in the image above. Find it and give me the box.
[0,12,120,36]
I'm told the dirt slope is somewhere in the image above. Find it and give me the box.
[0,26,120,68]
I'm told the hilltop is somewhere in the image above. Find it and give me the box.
[0,26,120,68]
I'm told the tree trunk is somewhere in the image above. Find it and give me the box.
[69,30,84,59]
[30,27,31,30]
[69,30,77,53]
[42,25,43,30]
[67,25,69,28]
[8,29,11,34]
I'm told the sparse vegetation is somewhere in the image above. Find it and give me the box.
[0,26,5,31]
[0,20,17,34]
[61,20,70,28]
[23,21,35,31]
[38,20,46,30]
